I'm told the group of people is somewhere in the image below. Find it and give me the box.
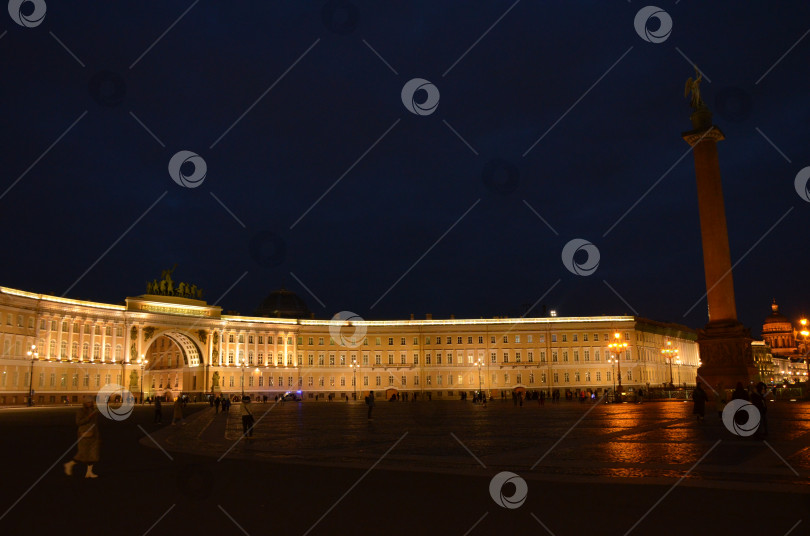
[691,381,769,438]
[152,396,185,425]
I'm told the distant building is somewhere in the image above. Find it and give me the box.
[0,284,700,405]
[762,300,796,357]
[760,300,809,384]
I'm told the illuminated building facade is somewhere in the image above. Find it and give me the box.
[0,285,700,405]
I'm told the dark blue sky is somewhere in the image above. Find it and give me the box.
[1,1,808,335]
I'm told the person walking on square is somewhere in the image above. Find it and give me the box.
[154,397,162,424]
[750,382,769,438]
[366,390,375,420]
[214,396,221,414]
[240,396,255,439]
[691,382,708,422]
[63,397,100,479]
[732,382,749,401]
[171,396,183,425]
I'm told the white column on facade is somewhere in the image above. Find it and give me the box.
[44,315,53,358]
[77,318,85,361]
[136,325,143,361]
[89,320,96,362]
[218,329,224,366]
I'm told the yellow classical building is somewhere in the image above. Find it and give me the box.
[0,284,701,405]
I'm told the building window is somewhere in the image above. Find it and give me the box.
[564,373,569,383]
[388,337,394,345]
[515,335,520,343]
[541,372,546,383]
[584,350,590,362]
[574,372,580,382]
[528,351,533,363]
[563,351,569,362]
[553,373,559,383]
[490,352,496,363]
[551,334,557,342]
[502,352,509,363]
[515,352,521,363]
[413,354,419,364]
[573,351,579,362]
[596,371,601,381]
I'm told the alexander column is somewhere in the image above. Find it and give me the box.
[682,67,756,392]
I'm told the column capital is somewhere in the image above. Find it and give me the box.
[682,125,725,147]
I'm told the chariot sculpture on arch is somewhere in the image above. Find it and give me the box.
[146,264,204,299]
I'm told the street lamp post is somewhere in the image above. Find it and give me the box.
[350,358,358,400]
[476,358,483,401]
[240,352,246,397]
[607,355,616,402]
[137,355,148,404]
[26,344,38,406]
[676,356,682,388]
[800,318,809,381]
[662,340,676,388]
[608,333,627,399]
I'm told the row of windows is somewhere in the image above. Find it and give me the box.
[220,369,634,389]
[0,371,120,389]
[299,332,632,347]
[228,334,293,345]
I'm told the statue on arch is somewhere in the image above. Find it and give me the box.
[212,371,220,388]
[129,370,139,390]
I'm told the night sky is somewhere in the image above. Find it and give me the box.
[1,1,809,335]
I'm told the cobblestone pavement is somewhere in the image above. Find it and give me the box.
[1,402,808,535]
[165,398,810,493]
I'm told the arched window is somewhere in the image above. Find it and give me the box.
[49,339,56,357]
[93,344,100,359]
[72,342,79,358]
[61,341,67,357]
[82,343,89,359]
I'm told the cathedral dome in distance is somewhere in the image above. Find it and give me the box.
[255,288,311,319]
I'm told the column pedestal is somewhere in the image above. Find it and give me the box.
[696,322,757,392]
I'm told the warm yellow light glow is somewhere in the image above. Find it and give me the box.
[801,318,808,326]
